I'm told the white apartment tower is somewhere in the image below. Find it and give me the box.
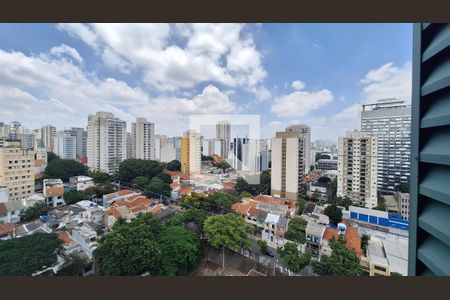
[271,128,307,201]
[131,118,155,161]
[216,120,231,159]
[87,112,127,175]
[54,130,77,160]
[41,125,57,152]
[286,124,311,174]
[337,130,378,208]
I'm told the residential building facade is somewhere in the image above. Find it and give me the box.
[87,112,127,175]
[181,130,201,175]
[131,117,155,161]
[54,130,77,160]
[337,130,378,208]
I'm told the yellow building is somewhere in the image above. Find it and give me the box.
[181,130,201,175]
[0,140,35,202]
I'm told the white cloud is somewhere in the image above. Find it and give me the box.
[0,48,238,136]
[360,61,412,103]
[271,89,333,117]
[57,23,267,92]
[291,80,306,90]
[49,44,83,64]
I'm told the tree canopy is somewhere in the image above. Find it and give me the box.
[115,158,164,183]
[311,237,361,276]
[64,189,88,205]
[204,213,252,250]
[214,160,231,171]
[95,213,201,276]
[144,177,171,198]
[324,204,343,225]
[284,217,307,244]
[44,159,89,182]
[279,242,311,273]
[46,152,60,163]
[158,226,200,275]
[132,176,150,189]
[91,172,110,184]
[166,160,181,171]
[0,233,61,276]
[19,201,51,222]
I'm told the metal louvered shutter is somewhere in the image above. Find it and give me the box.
[409,23,450,276]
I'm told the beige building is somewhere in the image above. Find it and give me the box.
[181,130,201,175]
[87,112,127,175]
[286,124,311,174]
[131,118,155,161]
[337,130,378,208]
[271,127,307,201]
[0,140,35,202]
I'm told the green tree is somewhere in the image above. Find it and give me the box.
[182,209,207,230]
[256,170,271,195]
[257,239,268,254]
[239,191,252,198]
[64,189,88,205]
[91,172,110,184]
[324,204,343,225]
[157,226,201,275]
[44,159,89,182]
[166,159,181,171]
[201,155,214,161]
[279,242,311,273]
[207,192,237,210]
[115,158,164,183]
[144,177,171,198]
[236,177,255,195]
[390,272,403,276]
[374,191,386,211]
[179,194,203,209]
[132,176,150,189]
[361,234,369,255]
[47,152,60,163]
[204,213,252,250]
[214,160,231,171]
[95,214,163,275]
[284,217,307,244]
[311,236,361,276]
[297,197,307,215]
[85,183,115,198]
[19,201,51,222]
[0,233,61,276]
[156,173,173,184]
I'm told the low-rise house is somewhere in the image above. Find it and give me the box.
[102,189,141,207]
[46,204,87,230]
[320,225,362,259]
[14,219,52,237]
[4,200,26,223]
[43,179,66,207]
[104,195,158,227]
[305,220,326,258]
[71,225,98,259]
[69,176,95,191]
[306,176,335,202]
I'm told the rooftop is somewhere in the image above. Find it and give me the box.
[306,220,326,237]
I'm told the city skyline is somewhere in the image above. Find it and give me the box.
[0,24,412,141]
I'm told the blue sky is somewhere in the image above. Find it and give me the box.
[0,24,412,141]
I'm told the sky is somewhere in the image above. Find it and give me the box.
[0,23,413,142]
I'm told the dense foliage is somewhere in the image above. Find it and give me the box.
[257,239,268,254]
[44,159,89,182]
[19,201,51,222]
[297,197,307,214]
[284,217,307,244]
[91,172,110,184]
[64,189,89,205]
[115,158,164,183]
[235,170,271,196]
[84,183,115,198]
[46,152,60,163]
[328,196,353,210]
[179,191,238,212]
[166,160,181,171]
[324,204,343,225]
[214,160,231,171]
[311,237,362,276]
[95,213,200,276]
[204,213,252,250]
[144,177,172,198]
[0,233,61,276]
[279,242,311,273]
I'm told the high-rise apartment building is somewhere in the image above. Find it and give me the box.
[67,127,87,160]
[54,130,77,160]
[271,128,307,201]
[286,124,311,175]
[230,137,249,171]
[361,98,411,193]
[181,130,201,175]
[41,125,57,152]
[160,137,177,163]
[87,112,127,175]
[126,132,133,159]
[0,140,35,202]
[337,130,378,208]
[216,120,231,158]
[131,118,155,161]
[0,121,35,150]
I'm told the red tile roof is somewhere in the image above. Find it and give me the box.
[179,185,192,196]
[58,231,73,244]
[322,226,362,258]
[106,207,122,219]
[0,223,14,236]
[248,207,259,218]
